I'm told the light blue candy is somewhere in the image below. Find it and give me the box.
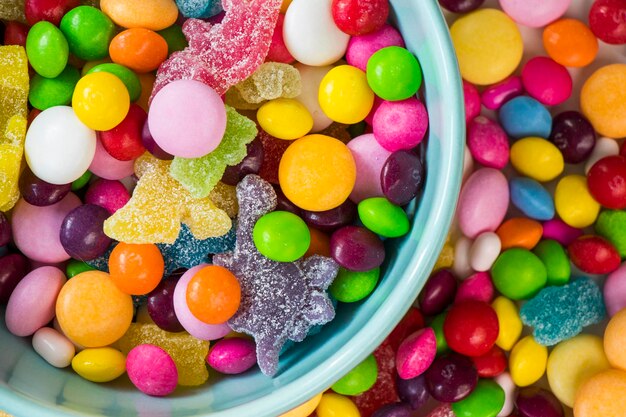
[176,0,223,18]
[510,177,555,221]
[499,96,552,139]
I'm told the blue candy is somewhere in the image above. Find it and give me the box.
[510,177,555,221]
[176,0,223,18]
[520,277,605,346]
[499,96,552,139]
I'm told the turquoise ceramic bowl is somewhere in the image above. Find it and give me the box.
[0,0,463,415]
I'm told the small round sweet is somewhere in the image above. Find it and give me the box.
[332,354,378,396]
[330,226,385,271]
[146,277,184,333]
[73,72,130,131]
[431,313,450,354]
[494,373,516,416]
[60,6,115,60]
[279,135,356,211]
[32,327,75,368]
[464,81,481,123]
[451,379,505,417]
[467,116,510,169]
[267,14,294,64]
[574,369,626,417]
[543,19,598,67]
[589,0,626,45]
[588,155,626,209]
[316,393,360,417]
[499,96,552,139]
[257,98,314,140]
[294,64,334,132]
[158,24,188,56]
[222,139,264,186]
[542,219,583,246]
[126,344,177,396]
[186,265,241,325]
[72,347,126,382]
[425,353,478,402]
[301,200,357,232]
[207,337,257,375]
[554,175,601,228]
[491,248,547,300]
[472,345,507,378]
[508,178,555,221]
[100,0,178,31]
[142,119,174,160]
[587,137,620,174]
[469,232,501,272]
[0,254,30,304]
[60,204,111,261]
[509,336,548,387]
[4,21,29,47]
[366,46,422,101]
[515,387,564,417]
[109,243,165,295]
[55,270,133,347]
[358,197,410,238]
[533,239,570,286]
[71,170,92,191]
[481,76,524,110]
[319,65,374,124]
[380,150,424,206]
[499,0,571,27]
[455,271,494,304]
[451,8,523,85]
[581,64,626,138]
[65,260,94,279]
[281,394,323,417]
[372,98,428,152]
[25,21,69,78]
[29,65,81,111]
[510,137,564,182]
[253,211,311,262]
[549,111,596,164]
[98,104,147,161]
[331,0,388,36]
[346,24,405,72]
[396,374,429,410]
[25,0,79,26]
[605,263,626,316]
[148,79,227,158]
[439,0,485,13]
[85,179,130,215]
[87,63,142,103]
[418,269,457,317]
[444,300,499,357]
[109,28,168,73]
[521,57,572,106]
[18,167,71,207]
[348,133,393,203]
[329,267,379,303]
[89,136,135,180]
[604,308,626,371]
[396,328,437,380]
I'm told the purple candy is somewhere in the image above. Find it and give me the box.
[221,138,264,186]
[126,344,178,396]
[207,337,257,374]
[549,111,596,164]
[0,253,30,303]
[85,179,131,215]
[142,119,174,160]
[147,276,185,333]
[18,167,71,207]
[274,186,303,216]
[59,204,112,261]
[481,76,524,110]
[515,387,564,417]
[418,269,457,316]
[425,353,478,402]
[396,374,430,410]
[330,226,385,272]
[372,403,413,417]
[381,150,424,206]
[0,212,10,246]
[302,200,357,232]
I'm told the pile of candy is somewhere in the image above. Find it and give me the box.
[0,0,430,402]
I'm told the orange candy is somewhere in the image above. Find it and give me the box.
[136,72,156,112]
[108,242,165,295]
[496,218,543,250]
[543,19,598,68]
[186,265,241,324]
[109,28,168,73]
[305,227,331,258]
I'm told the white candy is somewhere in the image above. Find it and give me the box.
[584,137,620,174]
[295,63,334,132]
[469,232,502,272]
[32,327,76,368]
[25,106,96,185]
[452,235,474,279]
[495,372,516,417]
[462,144,474,183]
[283,0,350,66]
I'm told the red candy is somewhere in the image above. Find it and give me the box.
[589,0,626,45]
[587,155,626,209]
[4,21,29,47]
[331,0,390,36]
[463,80,481,123]
[567,235,621,274]
[471,345,507,378]
[25,0,79,26]
[443,300,499,357]
[98,104,148,162]
[258,130,291,184]
[266,14,294,64]
[386,307,425,351]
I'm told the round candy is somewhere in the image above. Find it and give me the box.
[4,21,29,47]
[396,328,437,380]
[366,47,422,101]
[455,271,494,304]
[469,232,501,272]
[25,0,79,26]
[330,226,385,271]
[60,6,115,60]
[332,354,378,395]
[302,200,357,232]
[29,65,81,111]
[450,8,523,85]
[100,0,178,31]
[588,155,626,209]
[471,345,507,377]
[158,24,188,56]
[253,211,311,262]
[142,119,174,160]
[60,204,111,261]
[604,263,626,316]
[109,28,168,73]
[331,0,388,36]
[494,372,516,416]
[372,98,428,152]
[282,394,323,417]
[515,387,564,417]
[499,96,552,139]
[98,104,147,161]
[605,305,626,371]
[581,64,626,138]
[329,267,379,303]
[542,219,583,246]
[348,133,393,203]
[85,179,130,215]
[186,265,241,325]
[71,171,92,191]
[499,0,571,27]
[481,76,524,110]
[521,57,572,106]
[396,374,430,410]
[589,0,626,45]
[72,347,127,382]
[294,63,334,132]
[586,137,620,174]
[425,353,478,402]
[87,63,142,103]
[346,24,405,72]
[18,166,71,207]
[32,327,75,368]
[439,0,485,13]
[207,337,257,375]
[73,72,130,131]
[464,81,481,122]
[380,150,424,206]
[0,254,30,304]
[109,243,165,295]
[510,137,564,182]
[147,276,184,333]
[451,379,505,417]
[549,111,596,164]
[443,300,499,357]
[89,136,135,180]
[257,98,314,140]
[65,260,94,278]
[509,178,555,222]
[554,175,600,228]
[319,65,375,124]
[574,369,626,417]
[533,239,570,286]
[543,18,598,67]
[418,269,457,316]
[467,116,509,169]
[25,21,69,78]
[491,248,547,300]
[148,79,227,158]
[222,139,264,186]
[358,197,409,238]
[126,344,177,396]
[267,14,294,63]
[316,393,360,417]
[509,336,548,387]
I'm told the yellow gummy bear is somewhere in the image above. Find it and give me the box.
[235,62,302,104]
[116,323,210,386]
[103,153,232,244]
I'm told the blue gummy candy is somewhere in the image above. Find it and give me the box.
[510,177,555,221]
[176,0,223,18]
[520,277,606,346]
[499,96,552,139]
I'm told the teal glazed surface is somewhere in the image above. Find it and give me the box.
[0,0,464,415]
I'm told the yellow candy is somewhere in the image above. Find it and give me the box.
[319,65,374,124]
[257,98,313,140]
[581,64,626,138]
[72,72,130,131]
[547,334,611,407]
[555,175,600,228]
[434,237,455,271]
[210,182,239,218]
[56,271,133,348]
[116,323,210,386]
[491,296,522,351]
[104,153,232,244]
[451,9,523,86]
[509,335,548,387]
[603,308,626,371]
[280,393,323,417]
[574,369,626,417]
[101,0,178,31]
[316,393,360,417]
[510,137,564,182]
[236,62,302,104]
[71,347,127,383]
[279,134,356,211]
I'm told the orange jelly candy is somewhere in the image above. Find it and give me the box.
[186,265,241,325]
[109,28,168,73]
[543,18,598,68]
[496,217,543,250]
[108,242,165,295]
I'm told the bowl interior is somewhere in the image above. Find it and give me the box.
[0,1,464,415]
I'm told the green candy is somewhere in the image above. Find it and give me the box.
[431,313,449,355]
[26,21,69,78]
[330,267,379,303]
[71,170,92,191]
[331,354,378,396]
[253,211,310,262]
[29,65,80,110]
[366,46,422,101]
[533,239,570,286]
[158,25,188,56]
[451,379,505,417]
[60,6,115,61]
[491,248,547,300]
[87,63,142,102]
[596,210,626,258]
[358,197,410,238]
[66,260,95,278]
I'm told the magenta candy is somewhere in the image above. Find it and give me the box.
[0,253,30,303]
[89,137,135,180]
[141,119,174,160]
[365,96,384,125]
[373,98,428,152]
[515,387,564,417]
[0,212,10,246]
[463,80,481,123]
[348,133,393,203]
[302,199,356,232]
[207,337,257,374]
[126,344,178,396]
[147,276,184,333]
[346,24,405,71]
[5,266,66,337]
[221,138,264,186]
[396,328,437,380]
[330,225,385,271]
[589,0,626,45]
[466,116,510,169]
[380,150,424,206]
[455,271,494,303]
[425,353,478,402]
[267,14,294,63]
[542,218,583,245]
[85,179,131,215]
[481,76,524,110]
[521,57,573,106]
[418,269,457,316]
[604,263,626,316]
[18,167,71,207]
[60,204,112,261]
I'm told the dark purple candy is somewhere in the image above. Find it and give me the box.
[515,387,564,417]
[18,166,71,207]
[221,138,264,186]
[147,276,184,333]
[302,199,357,233]
[274,186,302,216]
[330,226,385,271]
[142,119,174,160]
[381,151,424,206]
[549,111,596,164]
[0,253,30,303]
[59,204,112,261]
[425,353,478,403]
[438,0,485,13]
[418,269,457,316]
[0,212,10,246]
[372,402,413,417]
[396,374,430,410]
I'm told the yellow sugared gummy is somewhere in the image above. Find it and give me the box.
[56,271,133,348]
[555,175,600,228]
[225,87,264,110]
[574,369,626,417]
[103,153,232,244]
[509,335,548,387]
[510,137,564,182]
[319,65,374,124]
[581,64,626,138]
[235,62,302,104]
[209,181,239,218]
[604,308,626,371]
[71,347,127,383]
[279,134,356,212]
[547,334,611,408]
[280,393,323,417]
[451,8,523,85]
[257,98,313,140]
[316,393,360,417]
[492,296,522,351]
[116,323,210,386]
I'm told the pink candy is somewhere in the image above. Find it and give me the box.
[347,133,392,203]
[395,328,437,380]
[542,218,583,246]
[463,80,481,123]
[89,137,135,181]
[126,344,178,396]
[85,179,130,215]
[346,24,405,71]
[372,98,428,152]
[604,263,626,317]
[207,337,257,374]
[467,116,510,169]
[481,76,524,110]
[499,0,571,28]
[521,56,573,106]
[455,271,495,304]
[266,14,294,63]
